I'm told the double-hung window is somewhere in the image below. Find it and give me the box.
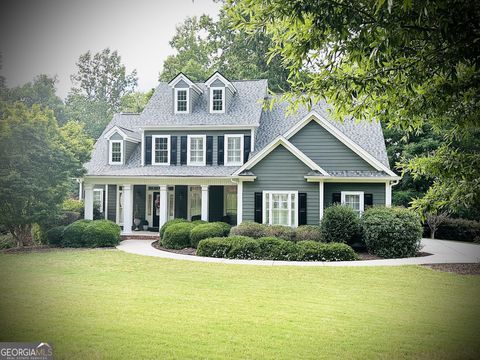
[152,135,170,165]
[210,87,225,113]
[93,189,104,213]
[225,134,243,165]
[341,191,364,216]
[263,191,298,227]
[109,140,123,165]
[175,88,189,113]
[187,135,206,166]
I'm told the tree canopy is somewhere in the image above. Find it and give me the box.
[228,0,480,216]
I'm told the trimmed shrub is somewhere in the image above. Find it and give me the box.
[192,220,207,225]
[159,218,188,239]
[265,225,296,242]
[197,236,254,258]
[227,236,260,259]
[161,222,196,249]
[362,207,422,258]
[297,241,357,261]
[256,236,298,260]
[62,198,84,213]
[59,211,81,226]
[190,223,225,248]
[434,218,480,242]
[295,225,323,242]
[81,220,121,247]
[45,226,65,246]
[62,220,92,247]
[229,221,268,238]
[321,204,360,244]
[211,222,232,236]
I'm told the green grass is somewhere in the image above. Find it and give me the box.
[0,250,479,359]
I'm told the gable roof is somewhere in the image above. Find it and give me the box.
[205,72,237,93]
[168,73,203,94]
[103,125,140,142]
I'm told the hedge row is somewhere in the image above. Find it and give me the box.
[160,220,232,249]
[229,222,323,242]
[425,218,480,242]
[197,236,357,261]
[48,219,121,248]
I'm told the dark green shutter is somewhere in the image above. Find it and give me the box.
[206,136,213,165]
[332,193,341,204]
[243,135,251,163]
[298,193,307,225]
[180,136,187,165]
[365,193,373,208]
[145,136,152,165]
[254,192,263,223]
[175,186,188,219]
[170,136,177,165]
[208,186,224,221]
[217,135,224,165]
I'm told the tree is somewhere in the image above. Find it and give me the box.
[0,103,84,246]
[228,0,480,216]
[120,89,154,113]
[159,10,290,92]
[60,120,94,166]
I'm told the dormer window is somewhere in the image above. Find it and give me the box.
[109,140,123,165]
[175,88,189,114]
[210,87,225,113]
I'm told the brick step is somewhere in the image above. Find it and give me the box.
[121,234,159,241]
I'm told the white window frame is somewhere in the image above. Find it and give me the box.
[224,134,244,166]
[152,135,171,165]
[262,190,298,227]
[109,140,123,165]
[187,135,206,166]
[210,87,225,113]
[93,188,104,213]
[174,88,189,114]
[341,191,365,215]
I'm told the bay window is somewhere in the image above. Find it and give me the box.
[263,191,298,227]
[225,134,243,165]
[152,135,170,165]
[341,191,364,216]
[187,135,206,166]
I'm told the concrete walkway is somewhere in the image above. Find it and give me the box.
[116,238,480,267]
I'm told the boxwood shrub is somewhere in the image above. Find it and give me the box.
[296,241,357,261]
[81,220,121,247]
[229,221,268,238]
[295,225,323,242]
[159,218,188,238]
[362,207,422,258]
[256,237,298,260]
[210,222,231,236]
[265,225,296,242]
[45,226,65,246]
[161,222,196,249]
[190,223,225,248]
[431,218,480,242]
[62,220,92,247]
[196,236,254,258]
[321,204,360,244]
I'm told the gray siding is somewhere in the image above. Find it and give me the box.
[175,79,189,88]
[243,144,320,225]
[145,130,250,165]
[124,140,137,163]
[324,183,386,208]
[107,185,117,222]
[289,120,376,171]
[110,133,123,140]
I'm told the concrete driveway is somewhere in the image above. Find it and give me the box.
[116,238,480,267]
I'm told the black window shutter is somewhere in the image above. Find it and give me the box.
[243,135,251,163]
[170,136,177,165]
[298,193,307,225]
[332,193,341,204]
[145,136,152,165]
[180,136,187,165]
[217,135,224,165]
[254,192,263,223]
[365,193,373,208]
[206,136,213,165]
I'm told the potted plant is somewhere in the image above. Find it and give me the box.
[142,220,149,231]
[133,207,141,231]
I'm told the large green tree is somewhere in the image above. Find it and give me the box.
[228,0,480,216]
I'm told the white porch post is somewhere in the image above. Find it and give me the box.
[78,180,83,200]
[122,184,133,234]
[385,181,392,207]
[237,181,243,225]
[201,185,209,221]
[159,185,168,230]
[84,184,94,220]
[319,180,324,221]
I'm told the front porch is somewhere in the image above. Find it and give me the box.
[83,180,239,234]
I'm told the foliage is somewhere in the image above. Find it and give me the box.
[190,223,225,248]
[264,225,296,241]
[120,90,154,113]
[362,207,422,258]
[228,0,480,215]
[229,221,268,238]
[256,236,297,260]
[159,12,290,92]
[295,225,323,242]
[296,241,357,262]
[0,103,82,246]
[0,234,15,249]
[425,211,450,239]
[196,236,248,258]
[321,205,360,244]
[62,220,92,248]
[59,121,93,165]
[210,222,232,237]
[81,220,121,248]
[159,218,188,239]
[31,223,47,244]
[161,222,196,249]
[45,226,65,246]
[62,199,84,213]
[425,218,480,243]
[227,236,261,259]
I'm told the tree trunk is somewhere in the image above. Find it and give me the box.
[431,229,436,239]
[10,224,32,247]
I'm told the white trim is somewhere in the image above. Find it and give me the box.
[83,176,256,186]
[201,185,209,221]
[84,184,94,220]
[233,136,329,176]
[250,128,255,152]
[152,135,171,165]
[237,181,243,225]
[103,126,140,143]
[385,181,392,207]
[210,87,225,114]
[205,72,237,93]
[283,111,398,177]
[159,185,168,229]
[319,181,324,221]
[262,190,299,227]
[168,73,202,93]
[141,125,257,131]
[93,188,104,214]
[341,191,365,214]
[109,140,123,165]
[224,134,244,166]
[174,88,190,114]
[305,176,401,183]
[141,129,145,166]
[122,184,133,234]
[187,134,207,166]
[116,185,123,225]
[104,185,108,220]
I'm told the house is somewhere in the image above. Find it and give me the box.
[81,72,400,234]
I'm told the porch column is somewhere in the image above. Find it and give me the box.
[84,184,94,220]
[122,184,133,234]
[237,181,243,225]
[159,185,168,230]
[78,179,83,200]
[201,185,209,221]
[385,181,392,207]
[319,180,324,221]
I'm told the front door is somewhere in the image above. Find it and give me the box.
[152,192,160,228]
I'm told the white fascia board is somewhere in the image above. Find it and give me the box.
[140,125,257,131]
[284,111,398,177]
[82,175,252,186]
[168,73,202,94]
[233,136,329,176]
[305,176,402,183]
[103,126,140,143]
[205,72,237,93]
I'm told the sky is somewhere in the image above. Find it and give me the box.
[0,0,221,98]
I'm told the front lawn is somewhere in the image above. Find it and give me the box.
[0,250,479,359]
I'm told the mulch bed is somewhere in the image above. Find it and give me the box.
[423,263,480,275]
[152,241,196,255]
